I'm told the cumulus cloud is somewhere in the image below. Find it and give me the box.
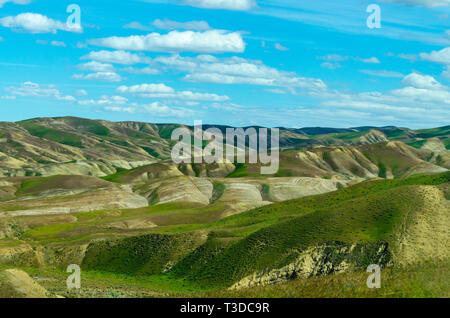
[0,0,31,8]
[318,54,380,64]
[0,13,82,34]
[50,40,66,47]
[81,50,151,65]
[357,57,380,64]
[72,72,123,82]
[6,82,75,101]
[320,72,450,125]
[380,0,449,8]
[107,102,194,117]
[75,89,88,96]
[420,47,450,64]
[77,61,116,72]
[359,70,404,78]
[397,53,418,62]
[89,30,245,53]
[153,54,326,91]
[184,0,256,11]
[124,22,151,31]
[420,47,450,77]
[318,54,348,62]
[121,66,159,75]
[117,83,230,101]
[321,62,340,69]
[400,72,445,90]
[152,18,211,31]
[274,43,289,51]
[78,95,128,106]
[117,83,174,94]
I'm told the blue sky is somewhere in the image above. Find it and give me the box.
[0,0,449,128]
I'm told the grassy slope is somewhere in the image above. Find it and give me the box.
[206,261,449,298]
[18,122,84,148]
[170,185,436,288]
[15,175,111,196]
[3,172,449,296]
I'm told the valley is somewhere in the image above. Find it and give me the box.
[0,117,448,298]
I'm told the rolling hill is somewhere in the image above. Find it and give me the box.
[0,116,448,298]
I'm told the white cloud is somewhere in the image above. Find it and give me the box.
[320,73,450,125]
[117,83,229,101]
[81,50,151,65]
[72,72,123,82]
[121,66,159,74]
[0,13,82,34]
[443,66,450,78]
[105,101,194,117]
[380,0,449,8]
[358,57,380,64]
[89,30,245,53]
[75,89,88,96]
[318,54,348,62]
[0,0,31,8]
[359,70,404,78]
[79,95,128,106]
[420,47,450,64]
[274,43,289,51]
[76,42,88,49]
[420,47,450,78]
[400,72,445,90]
[78,61,116,72]
[50,40,66,47]
[1,95,16,100]
[321,62,340,69]
[105,106,136,113]
[117,83,174,94]
[152,19,211,31]
[154,54,326,91]
[397,53,418,62]
[318,54,380,64]
[124,22,151,31]
[142,102,192,117]
[6,82,75,101]
[184,0,256,11]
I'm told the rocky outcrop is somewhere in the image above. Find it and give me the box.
[230,241,391,289]
[0,269,50,298]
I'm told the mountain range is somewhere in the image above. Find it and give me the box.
[0,117,448,298]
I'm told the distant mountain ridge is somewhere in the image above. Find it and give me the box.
[0,116,448,178]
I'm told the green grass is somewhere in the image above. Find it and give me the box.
[205,261,450,298]
[384,128,407,140]
[18,122,84,148]
[23,223,78,239]
[141,146,160,158]
[173,185,424,288]
[415,126,450,139]
[62,117,110,136]
[378,162,387,178]
[3,171,448,295]
[82,232,204,276]
[405,139,427,149]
